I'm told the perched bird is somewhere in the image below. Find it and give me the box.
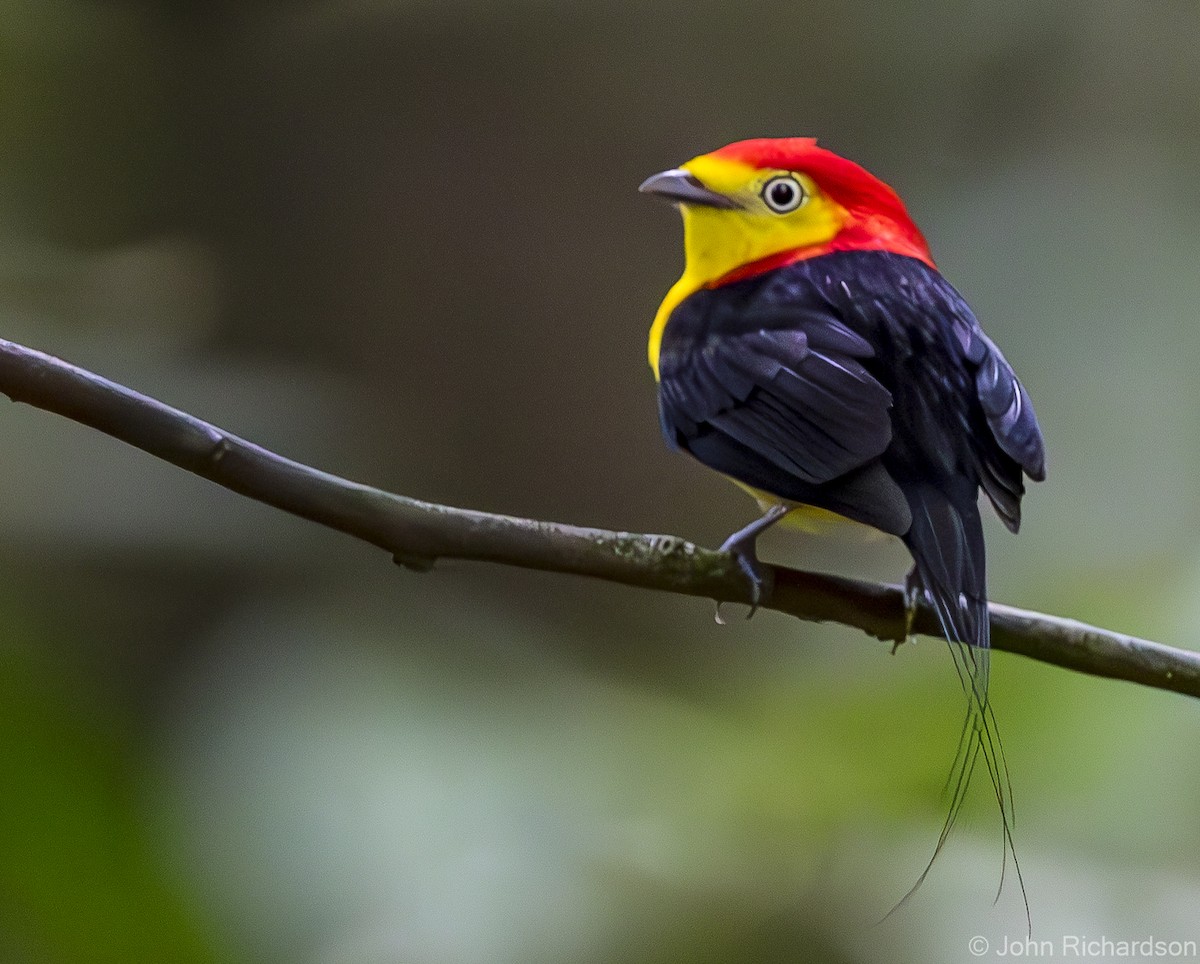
[640,138,1046,915]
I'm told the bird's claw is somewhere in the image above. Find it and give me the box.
[715,504,788,622]
[734,551,769,618]
[718,536,772,619]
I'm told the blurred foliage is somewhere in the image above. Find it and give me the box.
[2,0,1200,961]
[0,605,221,964]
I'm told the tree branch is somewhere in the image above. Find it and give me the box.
[2,337,1196,699]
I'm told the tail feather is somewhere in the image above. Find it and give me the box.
[892,482,1030,932]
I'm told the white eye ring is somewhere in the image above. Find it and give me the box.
[761,175,806,213]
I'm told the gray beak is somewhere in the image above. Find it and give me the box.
[638,169,741,209]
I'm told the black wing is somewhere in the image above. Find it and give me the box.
[964,328,1047,531]
[657,282,912,536]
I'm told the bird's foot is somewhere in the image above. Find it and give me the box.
[714,504,789,621]
[719,531,773,618]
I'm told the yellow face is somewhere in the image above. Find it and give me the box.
[644,154,848,377]
[676,155,847,286]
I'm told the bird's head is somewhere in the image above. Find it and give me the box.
[640,138,934,287]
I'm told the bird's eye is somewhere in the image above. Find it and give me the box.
[761,175,806,213]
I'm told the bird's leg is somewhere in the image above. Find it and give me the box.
[718,503,791,618]
[896,565,924,654]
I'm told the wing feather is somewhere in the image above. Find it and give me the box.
[974,334,1047,483]
[660,304,895,489]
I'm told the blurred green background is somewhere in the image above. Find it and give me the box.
[2,1,1199,961]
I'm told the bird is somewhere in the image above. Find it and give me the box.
[639,138,1046,918]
